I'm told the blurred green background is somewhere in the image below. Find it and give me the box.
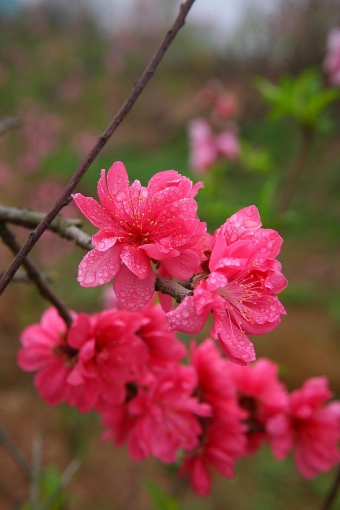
[0,0,340,508]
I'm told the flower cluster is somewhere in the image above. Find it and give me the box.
[18,314,340,496]
[16,161,340,498]
[188,80,240,174]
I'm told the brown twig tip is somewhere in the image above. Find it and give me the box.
[0,116,22,136]
[0,0,197,297]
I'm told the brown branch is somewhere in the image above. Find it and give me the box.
[0,422,32,482]
[155,275,192,303]
[277,126,314,216]
[0,222,73,327]
[0,116,21,136]
[0,0,197,297]
[0,205,93,251]
[320,465,340,510]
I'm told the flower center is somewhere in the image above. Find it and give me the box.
[216,272,265,324]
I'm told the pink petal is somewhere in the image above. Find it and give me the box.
[92,228,119,251]
[161,249,199,280]
[114,264,155,311]
[212,315,256,365]
[106,161,129,201]
[77,246,122,287]
[72,193,112,228]
[167,296,210,334]
[68,313,92,349]
[121,245,151,279]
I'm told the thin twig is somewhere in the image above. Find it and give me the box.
[0,0,197,296]
[30,432,42,510]
[320,465,340,510]
[37,458,81,510]
[0,222,73,326]
[0,422,32,481]
[0,269,31,283]
[0,116,21,136]
[0,204,92,251]
[277,126,314,215]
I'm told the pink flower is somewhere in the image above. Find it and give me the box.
[188,118,218,174]
[214,92,239,120]
[229,358,289,455]
[167,206,287,365]
[215,130,240,161]
[72,161,206,311]
[188,119,240,174]
[324,28,340,86]
[18,307,149,412]
[287,377,340,478]
[180,340,247,495]
[102,365,212,464]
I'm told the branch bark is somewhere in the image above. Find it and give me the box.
[0,0,197,297]
[0,422,31,482]
[0,116,21,136]
[0,205,93,251]
[0,223,73,327]
[320,465,340,510]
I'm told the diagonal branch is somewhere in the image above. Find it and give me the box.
[320,465,340,510]
[0,222,73,326]
[0,116,21,136]
[0,0,197,297]
[0,422,32,482]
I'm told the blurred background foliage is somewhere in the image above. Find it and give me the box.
[0,0,340,508]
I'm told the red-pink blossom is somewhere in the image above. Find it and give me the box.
[72,161,206,311]
[102,365,212,464]
[214,92,239,120]
[228,358,289,455]
[167,206,287,365]
[180,339,247,496]
[287,377,340,478]
[215,130,240,161]
[324,28,340,86]
[18,307,149,412]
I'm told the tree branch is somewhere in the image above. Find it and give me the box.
[0,116,21,136]
[320,465,340,510]
[155,275,192,303]
[0,422,32,482]
[0,222,73,327]
[0,0,197,297]
[0,205,93,251]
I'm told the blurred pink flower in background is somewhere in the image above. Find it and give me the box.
[324,28,340,86]
[73,131,99,158]
[188,118,240,174]
[17,104,62,174]
[214,92,239,120]
[59,74,84,102]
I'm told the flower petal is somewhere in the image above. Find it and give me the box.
[72,193,112,228]
[167,296,210,334]
[77,246,122,287]
[114,264,155,311]
[121,245,151,279]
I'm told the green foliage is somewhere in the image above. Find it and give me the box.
[20,466,67,510]
[240,140,274,174]
[144,479,181,510]
[255,68,340,130]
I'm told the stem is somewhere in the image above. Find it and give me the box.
[0,0,197,297]
[277,126,314,216]
[0,422,32,481]
[0,116,21,136]
[155,275,192,303]
[0,204,92,251]
[320,465,340,510]
[0,223,73,327]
